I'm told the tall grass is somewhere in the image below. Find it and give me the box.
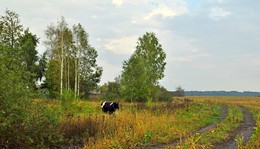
[55,100,221,148]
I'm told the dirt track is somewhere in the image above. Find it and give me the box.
[148,106,256,149]
[214,107,256,149]
[147,106,228,149]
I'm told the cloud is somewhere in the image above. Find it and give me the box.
[210,7,231,20]
[145,3,187,20]
[112,0,123,6]
[210,0,223,4]
[97,59,122,84]
[173,53,210,63]
[105,36,138,55]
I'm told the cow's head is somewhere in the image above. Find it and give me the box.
[113,101,119,109]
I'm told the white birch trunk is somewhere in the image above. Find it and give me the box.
[60,34,64,96]
[77,57,80,97]
[67,59,69,90]
[74,58,78,98]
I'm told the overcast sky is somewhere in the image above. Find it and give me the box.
[1,0,260,91]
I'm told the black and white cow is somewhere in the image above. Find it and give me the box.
[101,101,119,114]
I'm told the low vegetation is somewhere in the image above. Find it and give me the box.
[1,96,260,148]
[176,106,243,148]
[190,96,260,148]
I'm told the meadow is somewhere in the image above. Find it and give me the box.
[3,97,259,148]
[31,96,259,148]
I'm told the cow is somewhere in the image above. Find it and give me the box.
[101,101,119,114]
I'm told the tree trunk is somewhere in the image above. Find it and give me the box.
[77,58,80,97]
[67,58,70,90]
[60,34,64,96]
[74,57,78,98]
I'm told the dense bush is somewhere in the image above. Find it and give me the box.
[0,48,62,148]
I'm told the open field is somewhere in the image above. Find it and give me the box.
[33,97,259,148]
[3,97,259,148]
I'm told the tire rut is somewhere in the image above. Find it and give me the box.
[214,107,256,149]
[147,105,228,149]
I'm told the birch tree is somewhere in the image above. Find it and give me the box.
[121,32,166,102]
[72,23,102,97]
[45,20,102,98]
[44,17,68,96]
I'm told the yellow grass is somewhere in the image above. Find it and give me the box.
[59,101,221,149]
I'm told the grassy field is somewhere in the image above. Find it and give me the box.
[33,96,260,148]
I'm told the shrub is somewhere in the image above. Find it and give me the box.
[0,54,62,148]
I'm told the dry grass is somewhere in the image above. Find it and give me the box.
[54,100,221,148]
[36,96,260,148]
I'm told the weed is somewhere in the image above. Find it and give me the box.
[235,134,244,149]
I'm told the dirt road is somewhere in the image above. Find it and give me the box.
[214,108,256,149]
[148,106,228,149]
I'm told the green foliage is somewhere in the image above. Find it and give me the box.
[143,131,152,144]
[173,86,185,97]
[121,32,166,102]
[74,24,103,97]
[45,59,60,98]
[19,29,39,88]
[121,56,149,102]
[59,89,78,115]
[44,20,102,98]
[157,86,173,101]
[36,51,47,82]
[0,9,23,48]
[101,81,121,100]
[0,10,62,147]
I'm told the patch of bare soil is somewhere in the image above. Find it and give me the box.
[214,107,256,149]
[147,106,228,149]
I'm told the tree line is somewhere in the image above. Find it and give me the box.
[0,9,171,102]
[0,9,171,147]
[0,9,103,99]
[44,17,102,98]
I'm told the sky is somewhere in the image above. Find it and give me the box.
[1,0,260,91]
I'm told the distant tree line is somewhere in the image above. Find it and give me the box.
[183,91,260,97]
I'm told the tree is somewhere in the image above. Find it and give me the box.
[44,17,70,96]
[101,77,121,100]
[0,9,24,73]
[0,9,23,48]
[37,51,48,82]
[121,55,149,102]
[45,20,102,98]
[45,59,60,98]
[19,29,39,88]
[174,86,185,97]
[157,86,173,101]
[79,45,103,97]
[121,32,166,102]
[0,10,61,147]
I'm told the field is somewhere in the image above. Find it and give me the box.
[3,96,258,148]
[32,96,259,149]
